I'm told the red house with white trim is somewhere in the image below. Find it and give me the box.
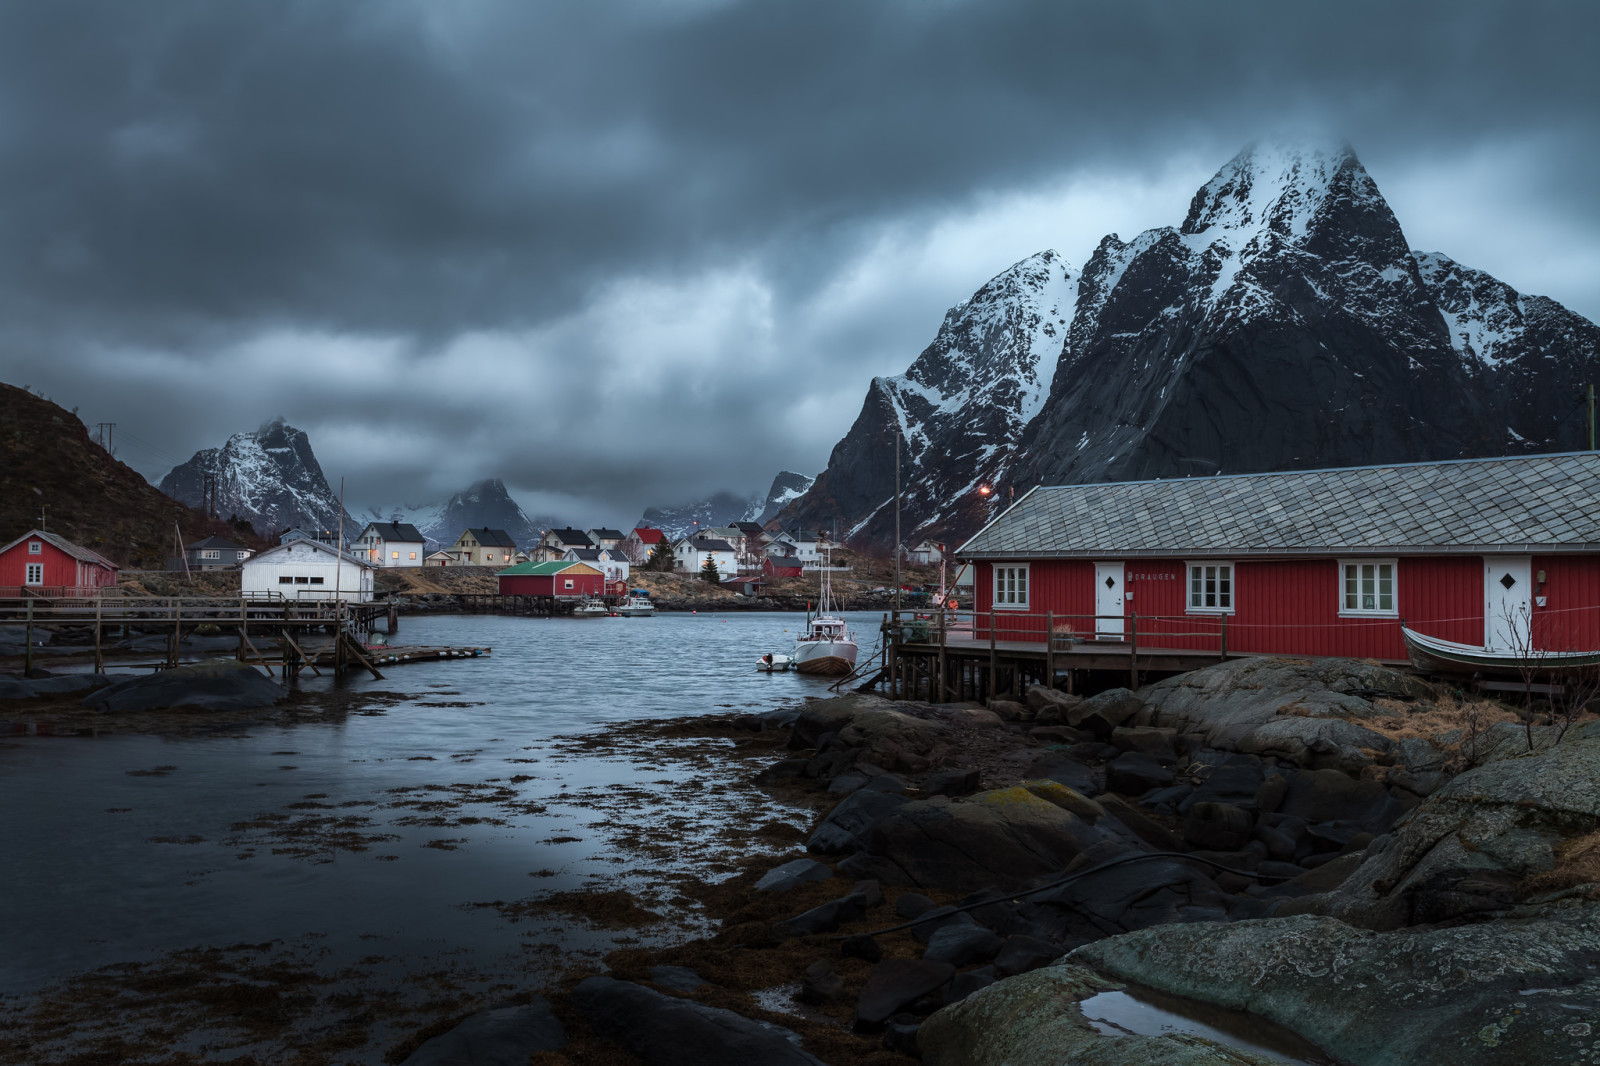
[955,453,1600,661]
[496,560,605,598]
[0,529,120,597]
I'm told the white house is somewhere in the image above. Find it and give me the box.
[675,535,739,578]
[353,522,426,568]
[242,539,375,602]
[767,530,823,565]
[565,546,631,584]
[907,540,944,565]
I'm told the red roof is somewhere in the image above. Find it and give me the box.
[632,527,665,544]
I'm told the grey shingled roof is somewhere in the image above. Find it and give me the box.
[957,452,1600,559]
[364,522,424,543]
[1,529,119,569]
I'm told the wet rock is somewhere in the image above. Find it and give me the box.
[986,698,1030,722]
[827,769,911,795]
[1039,850,1229,934]
[1019,751,1101,795]
[807,789,910,855]
[944,969,997,1006]
[82,661,286,713]
[923,924,1003,966]
[774,880,883,937]
[1253,772,1289,813]
[1067,688,1145,737]
[0,672,116,700]
[789,693,888,750]
[571,976,825,1065]
[1182,802,1255,852]
[1026,687,1083,726]
[1182,752,1266,810]
[755,858,833,893]
[896,892,937,919]
[855,959,956,1029]
[800,960,847,1004]
[922,766,981,797]
[1073,909,1600,1066]
[911,906,978,944]
[1109,726,1178,760]
[1279,768,1402,834]
[1020,779,1104,821]
[401,998,566,1064]
[992,935,1059,976]
[865,787,1108,893]
[756,758,808,783]
[919,963,1285,1065]
[841,934,883,962]
[1106,751,1173,795]
[649,966,709,993]
[1236,715,1394,772]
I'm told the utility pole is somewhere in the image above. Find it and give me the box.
[94,422,115,455]
[1588,384,1596,451]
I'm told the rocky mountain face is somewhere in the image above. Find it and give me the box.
[786,140,1600,551]
[638,471,816,540]
[363,478,551,549]
[0,382,254,567]
[160,418,352,537]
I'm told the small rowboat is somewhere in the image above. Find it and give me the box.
[1401,626,1600,679]
[757,653,796,673]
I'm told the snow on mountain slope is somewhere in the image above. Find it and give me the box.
[161,418,350,535]
[365,478,549,548]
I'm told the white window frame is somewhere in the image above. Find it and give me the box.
[1338,558,1398,617]
[27,541,41,554]
[201,549,220,560]
[1186,560,1235,614]
[25,562,43,585]
[993,563,1030,610]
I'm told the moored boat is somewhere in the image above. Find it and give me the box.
[569,597,611,618]
[1401,625,1600,680]
[793,545,857,675]
[614,589,656,617]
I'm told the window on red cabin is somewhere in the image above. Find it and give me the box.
[994,565,1029,608]
[25,563,43,585]
[1187,562,1234,613]
[28,541,41,554]
[1339,559,1396,615]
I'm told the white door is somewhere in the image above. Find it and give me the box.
[1484,555,1532,652]
[1094,562,1125,639]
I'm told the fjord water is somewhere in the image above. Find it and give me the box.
[0,611,881,996]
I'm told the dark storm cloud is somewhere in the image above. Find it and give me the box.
[1,0,1596,522]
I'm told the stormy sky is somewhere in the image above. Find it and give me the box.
[2,1,1596,527]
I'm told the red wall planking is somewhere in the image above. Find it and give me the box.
[0,537,117,591]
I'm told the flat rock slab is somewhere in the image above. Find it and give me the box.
[82,661,286,713]
[401,999,566,1064]
[756,858,834,893]
[1073,908,1600,1066]
[920,963,1285,1065]
[0,673,115,700]
[855,958,956,1028]
[571,976,825,1065]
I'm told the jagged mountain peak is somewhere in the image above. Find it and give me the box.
[1181,138,1368,245]
[365,477,550,548]
[161,419,349,535]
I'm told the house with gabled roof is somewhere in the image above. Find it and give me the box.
[451,528,518,567]
[353,522,426,568]
[586,528,626,552]
[496,560,604,598]
[241,538,374,602]
[565,546,630,584]
[955,452,1600,660]
[0,529,119,597]
[622,527,665,564]
[675,535,738,578]
[183,535,253,571]
[534,527,593,562]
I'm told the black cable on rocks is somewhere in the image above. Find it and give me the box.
[833,850,1293,941]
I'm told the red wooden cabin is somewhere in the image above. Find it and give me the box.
[955,453,1600,661]
[496,560,604,598]
[763,555,804,579]
[0,529,119,597]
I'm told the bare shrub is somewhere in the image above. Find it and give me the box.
[1520,831,1600,897]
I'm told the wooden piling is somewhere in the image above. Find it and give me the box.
[24,597,33,675]
[94,596,103,674]
[1045,611,1055,691]
[1129,612,1139,690]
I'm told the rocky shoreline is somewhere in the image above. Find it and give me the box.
[416,656,1600,1065]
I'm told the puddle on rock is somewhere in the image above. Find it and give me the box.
[1080,985,1338,1065]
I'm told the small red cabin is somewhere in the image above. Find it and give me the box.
[0,529,119,597]
[496,560,604,598]
[956,453,1600,661]
[763,555,804,579]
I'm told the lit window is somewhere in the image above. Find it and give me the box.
[993,565,1029,608]
[391,551,399,559]
[409,552,416,559]
[25,563,43,585]
[1187,562,1234,613]
[28,541,41,554]
[1340,559,1397,615]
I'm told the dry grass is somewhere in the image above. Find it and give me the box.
[1521,831,1600,897]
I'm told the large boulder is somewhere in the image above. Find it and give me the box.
[82,661,286,713]
[863,788,1108,893]
[789,693,891,749]
[1072,908,1600,1066]
[1281,720,1600,929]
[1068,688,1146,736]
[569,976,826,1065]
[1139,657,1431,759]
[401,999,566,1064]
[0,672,118,700]
[919,963,1287,1065]
[808,790,910,855]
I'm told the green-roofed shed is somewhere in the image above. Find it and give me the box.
[497,559,604,598]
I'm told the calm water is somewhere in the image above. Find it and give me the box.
[0,611,882,1014]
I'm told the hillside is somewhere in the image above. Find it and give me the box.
[0,383,257,568]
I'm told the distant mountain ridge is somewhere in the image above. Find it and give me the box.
[784,138,1600,551]
[637,470,815,539]
[364,478,552,549]
[161,417,351,536]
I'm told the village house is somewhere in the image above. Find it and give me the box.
[534,527,593,562]
[352,522,426,568]
[565,546,631,585]
[0,529,119,597]
[452,528,519,567]
[182,535,253,571]
[762,554,804,580]
[675,534,739,579]
[496,560,605,598]
[907,540,944,565]
[955,453,1600,659]
[767,529,823,565]
[586,528,625,552]
[425,550,459,567]
[621,527,665,564]
[241,539,374,602]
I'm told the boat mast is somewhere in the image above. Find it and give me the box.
[894,426,902,621]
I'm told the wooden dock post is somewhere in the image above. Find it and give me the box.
[988,611,997,705]
[1045,611,1055,691]
[23,597,33,675]
[387,600,399,635]
[170,597,181,669]
[94,596,103,674]
[1220,615,1229,660]
[1129,612,1139,690]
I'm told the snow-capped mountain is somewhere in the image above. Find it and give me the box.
[785,139,1600,550]
[636,470,816,540]
[363,478,550,549]
[161,417,351,536]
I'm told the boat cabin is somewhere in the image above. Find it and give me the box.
[955,453,1600,661]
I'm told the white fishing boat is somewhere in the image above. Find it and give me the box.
[757,652,796,673]
[793,547,858,675]
[570,597,611,618]
[614,589,656,617]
